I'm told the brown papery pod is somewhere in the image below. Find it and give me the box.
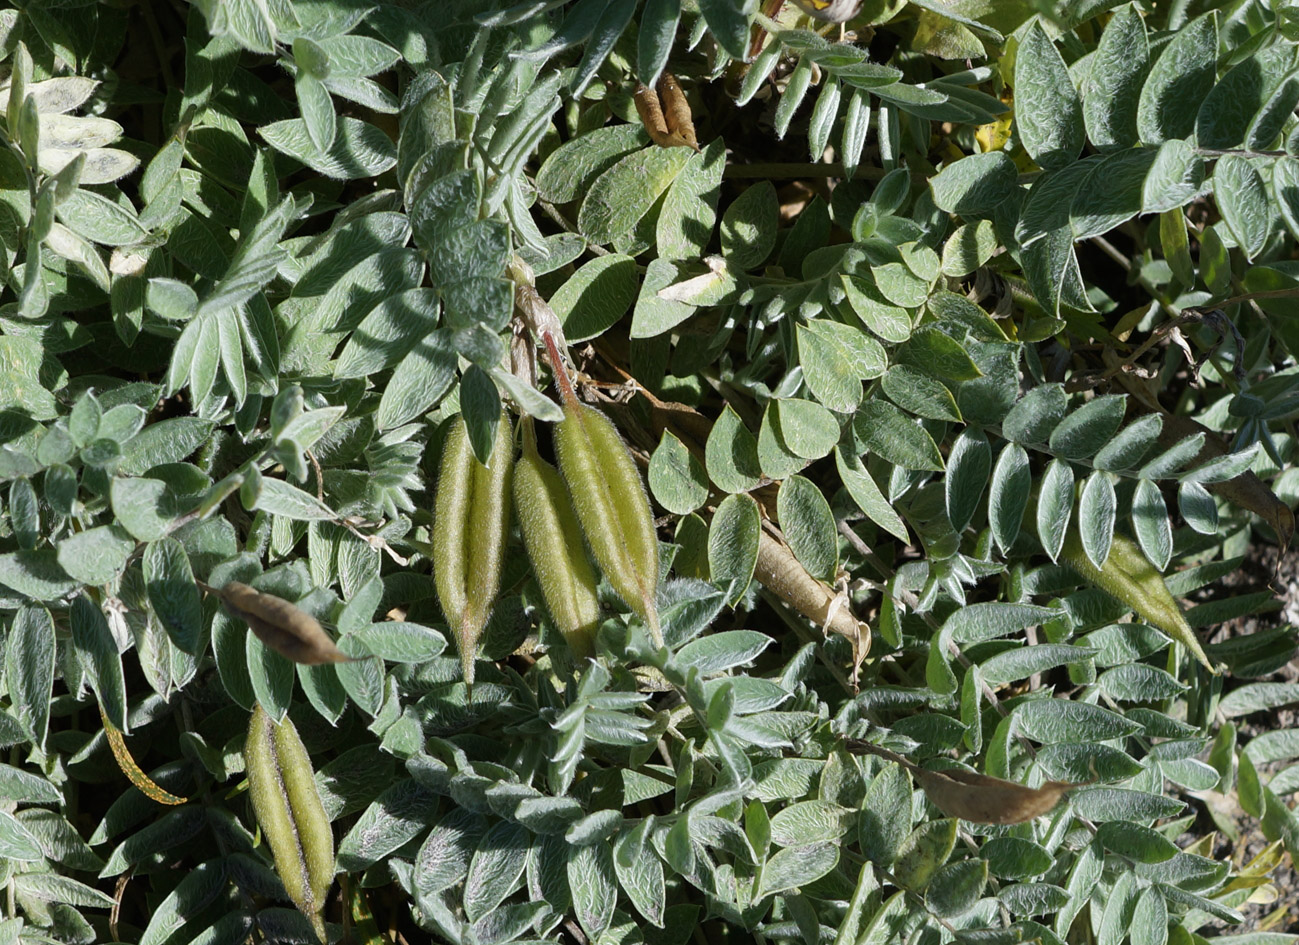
[198,580,356,665]
[658,73,699,151]
[634,74,699,151]
[844,738,1087,826]
[913,767,1082,826]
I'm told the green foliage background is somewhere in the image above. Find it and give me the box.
[0,0,1298,942]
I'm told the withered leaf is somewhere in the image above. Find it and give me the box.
[843,737,1086,825]
[101,707,187,806]
[198,580,357,666]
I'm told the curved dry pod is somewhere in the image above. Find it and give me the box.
[514,420,602,659]
[245,704,334,942]
[433,412,513,689]
[200,580,353,665]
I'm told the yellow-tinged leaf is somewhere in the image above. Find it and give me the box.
[101,707,187,806]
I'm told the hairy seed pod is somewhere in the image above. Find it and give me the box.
[245,704,334,942]
[198,580,356,665]
[433,412,514,689]
[1059,527,1215,673]
[543,332,661,644]
[514,419,602,659]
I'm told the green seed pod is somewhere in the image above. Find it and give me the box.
[245,704,334,942]
[514,419,602,659]
[433,412,514,689]
[1060,527,1215,673]
[543,333,661,644]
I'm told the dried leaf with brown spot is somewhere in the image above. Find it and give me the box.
[198,580,356,665]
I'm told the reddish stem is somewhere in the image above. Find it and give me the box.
[541,331,579,408]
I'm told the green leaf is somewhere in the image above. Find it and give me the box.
[1129,885,1168,945]
[649,431,709,515]
[119,417,215,476]
[1142,138,1205,214]
[945,428,989,532]
[757,842,839,897]
[70,595,128,731]
[1048,395,1127,460]
[334,288,440,379]
[893,818,957,890]
[536,125,648,204]
[6,605,53,750]
[774,398,841,460]
[859,762,911,867]
[979,644,1096,685]
[56,525,135,586]
[943,602,1060,644]
[852,401,944,471]
[1014,699,1142,743]
[568,839,617,939]
[896,326,981,382]
[1078,471,1116,569]
[705,405,761,494]
[1097,821,1178,863]
[1132,478,1172,571]
[0,811,42,861]
[1003,383,1068,445]
[1097,663,1186,701]
[144,538,204,655]
[1015,23,1083,171]
[1037,458,1074,562]
[1082,4,1147,149]
[989,443,1030,553]
[260,117,397,179]
[58,189,150,247]
[697,0,750,60]
[1070,148,1154,240]
[928,151,1017,216]
[799,320,885,413]
[708,493,761,605]
[677,630,771,675]
[769,800,855,847]
[841,274,912,343]
[578,146,692,246]
[721,180,778,271]
[777,475,838,582]
[1136,11,1218,144]
[941,219,998,277]
[552,253,639,343]
[0,549,77,601]
[658,139,725,261]
[1214,155,1271,261]
[836,448,909,543]
[111,477,177,542]
[1178,480,1218,535]
[925,858,987,917]
[1094,414,1162,471]
[981,836,1052,879]
[376,330,457,430]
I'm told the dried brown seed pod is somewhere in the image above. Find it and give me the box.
[844,738,1088,826]
[634,73,700,151]
[198,580,356,666]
